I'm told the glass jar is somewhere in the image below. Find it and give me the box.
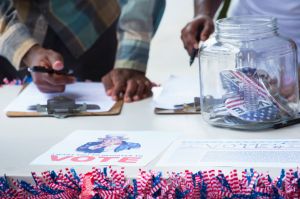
[199,16,299,129]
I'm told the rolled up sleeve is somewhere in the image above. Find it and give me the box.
[0,0,38,69]
[115,0,165,72]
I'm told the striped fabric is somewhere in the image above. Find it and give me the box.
[115,0,166,72]
[0,0,165,72]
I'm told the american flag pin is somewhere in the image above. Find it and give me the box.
[259,77,295,117]
[220,67,282,122]
[225,97,280,122]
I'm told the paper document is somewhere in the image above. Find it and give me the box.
[4,82,115,112]
[157,139,300,167]
[152,75,200,109]
[31,130,179,166]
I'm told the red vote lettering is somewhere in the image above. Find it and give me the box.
[98,157,119,162]
[118,157,140,163]
[71,156,95,162]
[51,155,72,161]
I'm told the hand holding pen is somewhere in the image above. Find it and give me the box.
[189,46,199,66]
[28,66,74,76]
[181,15,214,65]
[23,45,75,93]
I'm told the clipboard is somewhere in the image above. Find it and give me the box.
[6,83,123,118]
[154,107,200,114]
[154,97,201,115]
[6,100,123,118]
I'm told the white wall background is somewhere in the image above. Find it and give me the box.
[147,0,199,83]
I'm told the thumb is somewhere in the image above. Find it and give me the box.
[47,50,64,70]
[53,60,64,71]
[102,74,114,96]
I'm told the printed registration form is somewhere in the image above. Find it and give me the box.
[157,139,300,167]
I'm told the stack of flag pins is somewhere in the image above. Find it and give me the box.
[217,67,289,127]
[2,167,300,198]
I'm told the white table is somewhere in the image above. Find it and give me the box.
[1,0,299,180]
[1,85,299,180]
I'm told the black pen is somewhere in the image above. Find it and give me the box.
[189,41,204,66]
[189,48,199,66]
[28,66,74,76]
[273,117,300,129]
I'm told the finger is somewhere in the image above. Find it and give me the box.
[37,84,65,93]
[143,80,153,98]
[182,23,203,55]
[181,28,199,55]
[150,81,159,87]
[32,72,70,93]
[144,80,153,90]
[47,50,64,70]
[124,80,138,102]
[31,72,49,86]
[133,80,146,101]
[53,60,64,70]
[33,73,65,93]
[45,74,75,86]
[101,75,114,96]
[187,35,199,55]
[38,60,51,68]
[201,20,214,41]
[143,89,153,99]
[112,81,126,101]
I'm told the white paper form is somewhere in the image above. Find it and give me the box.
[157,139,300,168]
[4,82,115,112]
[152,75,200,110]
[31,130,179,166]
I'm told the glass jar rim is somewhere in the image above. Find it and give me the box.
[216,16,278,39]
[216,16,277,32]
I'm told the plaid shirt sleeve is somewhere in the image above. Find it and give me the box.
[114,0,166,72]
[0,0,38,69]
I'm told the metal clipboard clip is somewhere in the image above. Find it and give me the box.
[28,96,100,118]
[173,97,201,113]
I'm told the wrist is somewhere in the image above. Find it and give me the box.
[22,44,41,66]
[194,0,221,19]
[194,14,213,19]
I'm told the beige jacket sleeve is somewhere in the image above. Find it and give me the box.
[0,0,38,69]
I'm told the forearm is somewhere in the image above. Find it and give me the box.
[194,0,223,18]
[115,0,165,72]
[0,0,38,69]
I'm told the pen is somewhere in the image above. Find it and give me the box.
[28,66,74,76]
[272,117,300,129]
[189,41,204,66]
[189,48,199,66]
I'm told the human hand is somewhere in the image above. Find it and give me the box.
[22,45,75,93]
[101,69,154,103]
[181,15,214,55]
